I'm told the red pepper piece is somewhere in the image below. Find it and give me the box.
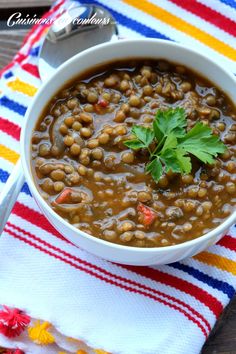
[98,99,109,108]
[55,188,72,204]
[94,104,102,113]
[137,203,157,226]
[94,99,109,113]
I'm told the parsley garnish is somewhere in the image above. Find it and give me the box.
[124,107,226,183]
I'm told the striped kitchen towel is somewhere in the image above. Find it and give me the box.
[0,1,235,353]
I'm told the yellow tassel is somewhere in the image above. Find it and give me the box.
[58,352,67,354]
[76,350,87,354]
[94,350,110,354]
[28,321,55,345]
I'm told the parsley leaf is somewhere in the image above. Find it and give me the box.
[160,149,182,174]
[160,148,191,174]
[161,132,178,152]
[124,107,227,183]
[178,122,226,164]
[145,158,163,182]
[132,125,155,147]
[124,139,146,150]
[153,107,187,142]
[175,148,192,174]
[124,126,154,150]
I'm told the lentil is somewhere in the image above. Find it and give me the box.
[70,143,81,156]
[120,80,130,91]
[72,121,82,131]
[77,165,87,176]
[226,182,236,194]
[120,232,133,242]
[129,95,140,107]
[87,91,98,103]
[98,133,109,144]
[114,110,126,122]
[64,135,74,146]
[79,112,93,123]
[104,75,118,87]
[59,124,68,135]
[143,85,153,96]
[137,191,152,203]
[67,98,78,109]
[54,181,65,192]
[80,127,92,138]
[39,143,50,157]
[180,81,191,92]
[103,230,117,241]
[51,169,65,181]
[64,116,74,127]
[87,139,99,149]
[92,147,103,160]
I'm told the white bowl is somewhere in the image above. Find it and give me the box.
[21,39,236,266]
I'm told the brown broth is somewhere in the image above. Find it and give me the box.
[31,59,236,247]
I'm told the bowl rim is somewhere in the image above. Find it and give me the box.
[21,38,236,253]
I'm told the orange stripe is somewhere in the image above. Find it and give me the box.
[194,252,236,275]
[7,78,37,97]
[0,144,19,164]
[123,0,236,61]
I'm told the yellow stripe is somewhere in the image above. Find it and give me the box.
[194,252,236,276]
[123,0,236,61]
[0,144,19,164]
[7,78,37,97]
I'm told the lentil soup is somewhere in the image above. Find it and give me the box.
[31,59,236,247]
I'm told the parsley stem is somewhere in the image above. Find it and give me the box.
[147,147,153,156]
[151,135,166,156]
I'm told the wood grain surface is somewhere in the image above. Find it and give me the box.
[0,0,53,7]
[0,1,235,354]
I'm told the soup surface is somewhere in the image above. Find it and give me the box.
[31,59,236,247]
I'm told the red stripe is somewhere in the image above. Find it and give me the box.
[217,235,236,251]
[12,201,222,318]
[12,202,68,243]
[21,63,40,78]
[28,25,50,49]
[14,53,27,64]
[170,0,236,37]
[120,265,223,317]
[7,221,211,334]
[5,225,208,337]
[0,117,20,140]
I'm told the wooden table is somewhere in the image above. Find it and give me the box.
[0,1,235,353]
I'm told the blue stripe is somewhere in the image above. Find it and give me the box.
[218,0,236,9]
[0,96,27,116]
[0,168,31,196]
[79,0,171,40]
[4,71,13,79]
[30,46,40,57]
[21,183,31,195]
[169,262,235,299]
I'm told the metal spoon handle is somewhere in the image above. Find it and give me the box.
[0,160,24,235]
